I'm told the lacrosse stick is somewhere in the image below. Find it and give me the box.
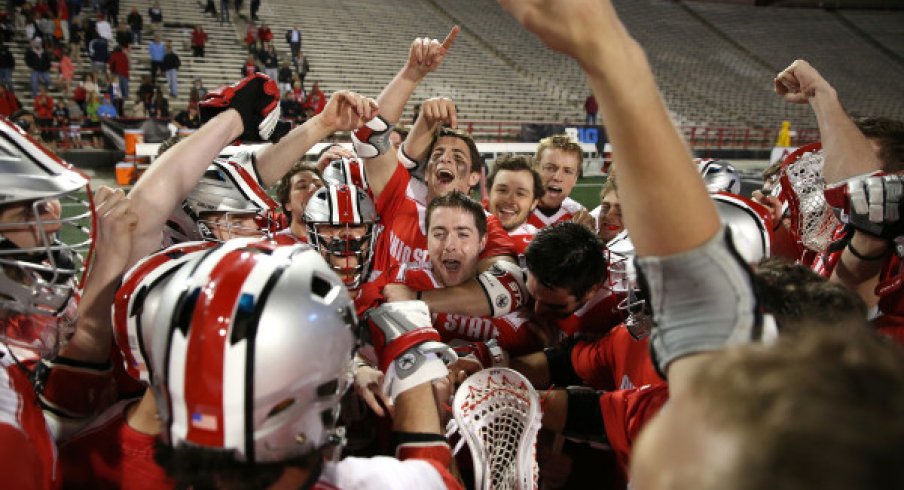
[446,367,542,490]
[777,142,841,253]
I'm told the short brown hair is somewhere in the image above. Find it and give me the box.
[535,134,583,174]
[273,162,322,218]
[428,127,484,174]
[854,116,904,173]
[425,191,487,238]
[487,155,545,201]
[687,327,904,490]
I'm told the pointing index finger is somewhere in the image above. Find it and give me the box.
[441,25,461,50]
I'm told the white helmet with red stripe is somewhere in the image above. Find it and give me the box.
[163,156,279,246]
[322,156,369,191]
[303,184,378,289]
[149,239,358,463]
[112,241,216,384]
[0,117,94,358]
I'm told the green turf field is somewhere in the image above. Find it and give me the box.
[569,176,607,210]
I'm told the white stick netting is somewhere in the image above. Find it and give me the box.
[783,148,841,253]
[447,367,541,490]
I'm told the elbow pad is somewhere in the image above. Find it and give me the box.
[352,115,393,158]
[399,145,425,182]
[476,260,528,317]
[636,226,760,376]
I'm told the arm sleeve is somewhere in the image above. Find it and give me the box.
[480,215,517,260]
[599,384,670,474]
[571,337,616,391]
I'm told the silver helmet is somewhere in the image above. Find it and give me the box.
[322,156,369,191]
[0,117,93,357]
[303,184,378,289]
[696,158,741,195]
[150,239,358,463]
[163,158,278,246]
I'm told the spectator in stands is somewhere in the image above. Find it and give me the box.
[244,21,257,53]
[219,0,230,24]
[280,89,302,123]
[0,13,13,43]
[137,73,153,104]
[258,22,272,49]
[192,77,207,99]
[249,0,260,21]
[296,50,310,84]
[259,42,278,81]
[56,47,73,94]
[152,86,169,118]
[240,54,259,76]
[87,34,108,74]
[162,42,181,97]
[37,12,55,40]
[109,73,123,114]
[277,60,293,93]
[115,23,132,48]
[96,92,117,119]
[148,2,163,34]
[52,97,69,143]
[68,14,82,63]
[173,103,200,129]
[202,0,216,18]
[0,43,15,91]
[94,12,112,41]
[148,34,165,83]
[103,0,119,26]
[584,94,597,126]
[191,25,207,57]
[290,78,304,103]
[0,84,19,116]
[234,0,243,15]
[126,7,142,43]
[25,38,52,98]
[285,25,301,61]
[108,45,129,98]
[65,93,83,147]
[305,80,325,115]
[33,87,54,139]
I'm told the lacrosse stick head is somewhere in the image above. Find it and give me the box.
[777,143,841,253]
[450,367,541,490]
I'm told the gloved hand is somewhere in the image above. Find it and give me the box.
[364,300,457,400]
[199,73,282,142]
[824,171,904,240]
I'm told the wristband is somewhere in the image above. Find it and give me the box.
[847,240,890,261]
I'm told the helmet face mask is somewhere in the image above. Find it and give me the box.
[303,185,378,290]
[164,160,277,246]
[696,159,741,195]
[0,119,94,359]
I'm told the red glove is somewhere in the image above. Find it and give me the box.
[199,73,282,142]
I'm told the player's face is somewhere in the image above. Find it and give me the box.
[0,198,63,249]
[598,191,623,243]
[537,148,580,210]
[631,391,738,490]
[526,271,586,320]
[313,223,369,291]
[488,169,538,232]
[205,212,263,241]
[287,170,323,224]
[428,206,486,288]
[426,136,480,201]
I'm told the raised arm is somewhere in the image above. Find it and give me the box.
[366,27,459,198]
[255,90,378,186]
[774,60,882,184]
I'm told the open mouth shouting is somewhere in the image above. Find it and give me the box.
[436,167,456,185]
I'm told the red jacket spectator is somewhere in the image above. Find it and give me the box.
[258,25,273,43]
[34,91,54,119]
[304,82,325,115]
[108,48,129,78]
[191,27,208,48]
[0,86,19,116]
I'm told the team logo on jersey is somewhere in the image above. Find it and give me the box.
[397,352,417,371]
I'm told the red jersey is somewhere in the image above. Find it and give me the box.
[553,286,625,337]
[272,228,308,245]
[571,325,662,391]
[527,197,584,229]
[60,399,173,489]
[371,163,515,276]
[507,222,538,256]
[600,384,669,477]
[0,356,59,490]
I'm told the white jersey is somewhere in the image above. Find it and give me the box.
[528,197,585,229]
[318,456,448,489]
